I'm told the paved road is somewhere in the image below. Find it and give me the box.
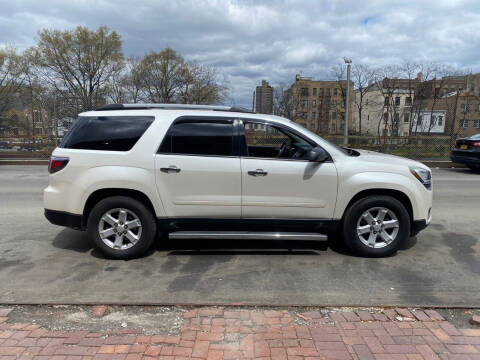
[0,165,479,306]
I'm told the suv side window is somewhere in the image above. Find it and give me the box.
[159,119,234,156]
[60,116,154,151]
[243,121,315,160]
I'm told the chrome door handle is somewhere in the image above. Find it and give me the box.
[248,169,268,177]
[160,166,181,174]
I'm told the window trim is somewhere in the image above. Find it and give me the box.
[238,118,332,162]
[156,116,240,158]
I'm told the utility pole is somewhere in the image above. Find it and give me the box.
[343,57,352,145]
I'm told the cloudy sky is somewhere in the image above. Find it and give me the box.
[2,0,480,107]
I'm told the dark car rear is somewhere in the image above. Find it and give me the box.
[451,134,480,171]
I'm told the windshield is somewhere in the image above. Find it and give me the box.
[469,134,480,140]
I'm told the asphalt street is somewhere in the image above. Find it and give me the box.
[0,165,479,307]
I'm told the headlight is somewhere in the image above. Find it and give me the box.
[409,167,432,189]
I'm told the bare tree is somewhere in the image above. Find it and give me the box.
[178,62,228,104]
[351,64,376,134]
[273,83,295,119]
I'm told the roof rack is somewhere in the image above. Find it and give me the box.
[95,103,255,113]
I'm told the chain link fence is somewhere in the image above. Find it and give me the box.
[324,135,453,160]
[0,133,453,161]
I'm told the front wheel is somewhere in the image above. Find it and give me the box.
[342,195,410,257]
[87,196,157,259]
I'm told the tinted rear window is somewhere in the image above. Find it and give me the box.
[159,120,233,156]
[60,116,154,151]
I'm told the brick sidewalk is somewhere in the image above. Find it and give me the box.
[0,307,479,359]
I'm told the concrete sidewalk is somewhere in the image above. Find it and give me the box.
[0,306,479,359]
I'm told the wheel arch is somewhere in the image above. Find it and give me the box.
[343,189,414,232]
[82,188,156,228]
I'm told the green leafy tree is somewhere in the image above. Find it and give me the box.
[36,26,123,114]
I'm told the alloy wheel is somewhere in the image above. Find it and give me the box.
[356,207,399,248]
[98,208,142,250]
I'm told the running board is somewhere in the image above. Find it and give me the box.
[168,231,327,241]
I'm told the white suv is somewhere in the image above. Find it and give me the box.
[44,104,432,259]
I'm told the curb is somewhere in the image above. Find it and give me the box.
[421,160,466,168]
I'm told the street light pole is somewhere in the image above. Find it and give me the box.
[343,57,352,145]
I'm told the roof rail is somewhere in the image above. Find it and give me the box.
[95,103,255,113]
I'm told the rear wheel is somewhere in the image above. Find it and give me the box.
[87,196,157,259]
[342,195,410,257]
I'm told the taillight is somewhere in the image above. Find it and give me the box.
[48,156,69,174]
[472,142,480,148]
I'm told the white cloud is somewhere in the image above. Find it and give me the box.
[1,0,480,107]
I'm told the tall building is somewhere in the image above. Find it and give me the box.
[253,80,273,114]
[290,75,354,135]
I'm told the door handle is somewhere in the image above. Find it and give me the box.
[248,169,268,177]
[160,166,181,174]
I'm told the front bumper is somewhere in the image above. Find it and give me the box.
[411,219,428,236]
[45,209,84,230]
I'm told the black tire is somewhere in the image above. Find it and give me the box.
[342,195,410,257]
[87,196,157,259]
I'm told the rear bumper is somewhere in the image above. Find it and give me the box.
[44,209,84,230]
[451,152,480,165]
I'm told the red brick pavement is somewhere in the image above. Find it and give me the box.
[0,307,479,359]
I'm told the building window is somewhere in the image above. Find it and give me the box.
[333,88,338,96]
[332,100,337,108]
[476,104,480,112]
[300,112,307,119]
[312,112,316,120]
[340,123,344,131]
[438,116,443,126]
[325,88,330,96]
[312,100,316,107]
[319,88,323,96]
[460,119,469,128]
[395,97,400,106]
[461,104,470,113]
[405,97,412,106]
[474,119,480,128]
[404,113,410,123]
[313,88,317,96]
[332,112,337,120]
[301,88,309,96]
[300,100,307,109]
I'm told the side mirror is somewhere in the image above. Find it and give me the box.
[307,147,329,162]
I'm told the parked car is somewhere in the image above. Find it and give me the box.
[44,104,433,259]
[451,134,480,171]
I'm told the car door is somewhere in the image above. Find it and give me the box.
[154,117,241,218]
[240,120,338,219]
